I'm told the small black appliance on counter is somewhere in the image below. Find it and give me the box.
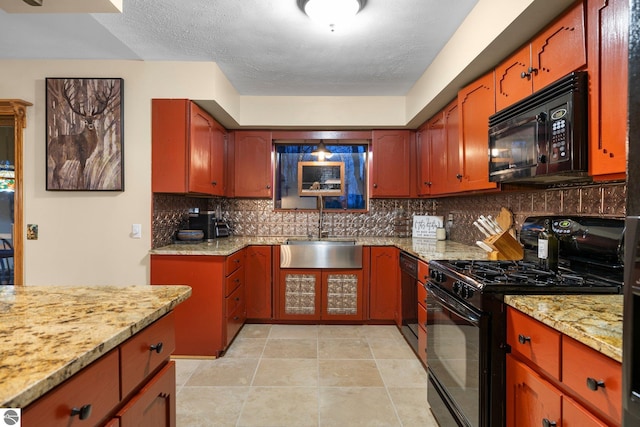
[188,210,230,242]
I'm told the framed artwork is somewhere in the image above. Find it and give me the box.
[298,161,345,196]
[46,78,124,191]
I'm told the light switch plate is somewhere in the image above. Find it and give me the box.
[131,224,141,239]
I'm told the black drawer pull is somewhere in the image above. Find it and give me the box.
[542,418,556,427]
[71,404,92,420]
[518,334,531,344]
[149,342,164,354]
[587,377,605,391]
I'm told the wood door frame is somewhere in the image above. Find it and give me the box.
[0,99,32,286]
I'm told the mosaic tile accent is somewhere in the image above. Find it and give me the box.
[326,274,359,315]
[284,273,317,315]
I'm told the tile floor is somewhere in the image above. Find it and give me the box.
[174,324,440,427]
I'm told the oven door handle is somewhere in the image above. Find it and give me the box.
[426,282,482,325]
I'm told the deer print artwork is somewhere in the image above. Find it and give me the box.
[46,78,123,190]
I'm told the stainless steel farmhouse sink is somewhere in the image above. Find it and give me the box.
[280,239,362,269]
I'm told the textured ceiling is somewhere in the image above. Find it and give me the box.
[0,0,478,96]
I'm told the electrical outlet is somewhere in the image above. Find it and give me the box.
[447,213,454,222]
[131,224,141,239]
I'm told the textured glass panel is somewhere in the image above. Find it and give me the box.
[284,273,317,315]
[326,273,358,315]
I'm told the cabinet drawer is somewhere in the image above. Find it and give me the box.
[507,307,561,380]
[23,349,120,427]
[226,283,244,315]
[120,313,175,399]
[562,335,621,424]
[418,300,427,329]
[225,266,244,297]
[418,260,429,284]
[563,395,608,426]
[417,281,426,308]
[226,250,244,275]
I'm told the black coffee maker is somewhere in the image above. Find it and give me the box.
[188,210,230,242]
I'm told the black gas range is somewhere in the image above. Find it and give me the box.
[425,216,624,427]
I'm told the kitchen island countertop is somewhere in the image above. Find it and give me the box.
[0,285,191,408]
[504,294,623,362]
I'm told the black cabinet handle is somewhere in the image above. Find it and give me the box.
[71,404,92,420]
[266,184,271,189]
[235,297,240,301]
[521,67,538,79]
[587,377,605,391]
[211,181,217,186]
[373,183,378,188]
[149,342,164,354]
[233,316,239,321]
[542,418,557,427]
[424,181,432,186]
[518,334,531,344]
[456,174,463,181]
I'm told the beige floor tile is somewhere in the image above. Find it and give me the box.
[262,338,317,359]
[387,387,440,427]
[237,323,272,339]
[319,359,384,387]
[252,358,319,386]
[318,324,365,339]
[368,338,418,359]
[223,338,267,358]
[186,358,259,387]
[376,359,429,388]
[176,386,248,427]
[268,324,319,339]
[361,324,405,340]
[237,387,319,427]
[319,387,401,426]
[318,338,373,359]
[173,358,201,389]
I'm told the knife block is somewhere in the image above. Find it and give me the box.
[483,230,524,260]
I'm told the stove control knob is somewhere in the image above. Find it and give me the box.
[465,288,474,299]
[452,281,461,295]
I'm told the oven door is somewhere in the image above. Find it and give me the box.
[426,282,489,427]
[489,112,545,182]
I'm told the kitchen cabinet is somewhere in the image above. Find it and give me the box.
[369,246,399,321]
[23,314,177,427]
[150,251,246,356]
[152,99,226,196]
[416,120,433,196]
[587,0,629,179]
[245,245,273,320]
[495,2,586,111]
[228,130,273,197]
[277,269,364,321]
[506,307,620,426]
[370,130,412,197]
[457,71,498,192]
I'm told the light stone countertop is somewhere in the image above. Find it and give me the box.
[149,236,489,262]
[0,285,191,408]
[504,294,623,362]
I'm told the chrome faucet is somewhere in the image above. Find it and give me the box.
[318,195,328,239]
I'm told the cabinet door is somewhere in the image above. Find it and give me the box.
[150,255,225,356]
[587,0,629,178]
[443,101,462,193]
[531,1,586,91]
[209,122,226,195]
[563,396,608,427]
[506,355,562,427]
[245,246,273,319]
[369,247,399,321]
[232,131,272,197]
[426,110,449,195]
[416,121,433,196]
[117,361,176,427]
[188,102,215,194]
[370,130,411,197]
[321,269,364,321]
[458,71,497,192]
[495,46,532,111]
[278,270,321,320]
[151,99,189,193]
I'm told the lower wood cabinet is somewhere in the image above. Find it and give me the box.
[245,246,273,320]
[23,313,177,427]
[369,247,399,321]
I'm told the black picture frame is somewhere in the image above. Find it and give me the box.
[46,77,124,191]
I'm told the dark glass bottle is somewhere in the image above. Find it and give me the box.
[538,219,559,272]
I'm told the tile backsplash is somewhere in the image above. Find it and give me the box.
[152,181,625,248]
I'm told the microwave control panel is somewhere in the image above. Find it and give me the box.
[550,106,568,163]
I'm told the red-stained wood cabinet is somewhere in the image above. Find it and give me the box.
[587,0,629,179]
[370,130,412,197]
[369,246,399,321]
[416,120,433,196]
[495,2,586,111]
[245,245,273,320]
[228,131,273,197]
[152,99,226,196]
[428,100,463,195]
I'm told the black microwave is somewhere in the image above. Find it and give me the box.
[488,71,588,183]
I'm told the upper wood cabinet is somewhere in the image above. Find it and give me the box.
[458,71,498,192]
[228,131,273,198]
[427,100,463,195]
[416,120,433,196]
[152,99,226,196]
[587,0,629,179]
[370,130,411,197]
[495,1,586,111]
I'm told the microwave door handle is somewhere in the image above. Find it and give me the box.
[426,282,481,325]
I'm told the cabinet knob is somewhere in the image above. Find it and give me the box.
[424,181,432,187]
[538,154,548,164]
[520,67,538,80]
[456,174,463,181]
[373,183,378,188]
[149,342,164,354]
[266,184,271,189]
[70,404,92,420]
[233,316,240,321]
[211,181,217,186]
[518,334,531,344]
[542,418,557,427]
[235,297,240,301]
[586,377,605,391]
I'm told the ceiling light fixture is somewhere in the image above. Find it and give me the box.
[311,140,332,160]
[298,0,366,32]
